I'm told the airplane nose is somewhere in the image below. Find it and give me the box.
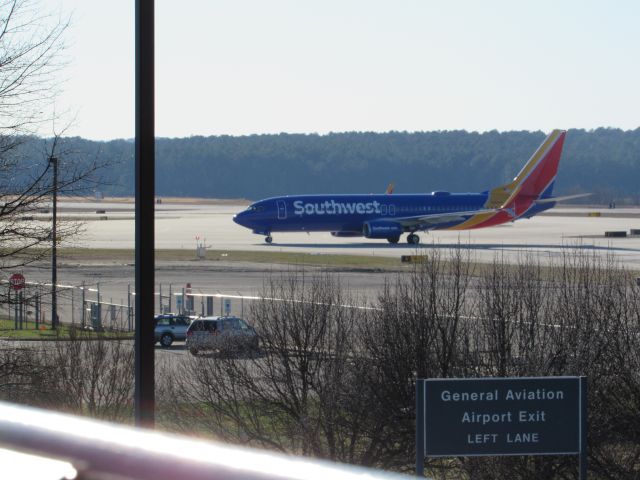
[233,211,250,228]
[232,214,243,226]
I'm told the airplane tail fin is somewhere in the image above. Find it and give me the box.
[485,130,567,210]
[448,130,569,230]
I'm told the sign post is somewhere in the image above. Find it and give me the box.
[416,376,586,478]
[416,378,425,477]
[579,376,587,480]
[176,294,183,314]
[9,274,25,330]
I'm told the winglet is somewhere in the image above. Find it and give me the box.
[385,183,395,194]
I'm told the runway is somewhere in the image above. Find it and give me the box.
[62,200,640,268]
[5,200,640,332]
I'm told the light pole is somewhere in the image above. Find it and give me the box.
[50,155,58,329]
[134,0,156,427]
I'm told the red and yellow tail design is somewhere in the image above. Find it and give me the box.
[450,130,566,230]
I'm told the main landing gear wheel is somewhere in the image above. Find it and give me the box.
[265,235,273,244]
[407,233,420,245]
[387,236,400,244]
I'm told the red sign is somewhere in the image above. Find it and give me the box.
[9,273,25,290]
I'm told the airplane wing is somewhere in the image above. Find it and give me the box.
[393,209,498,230]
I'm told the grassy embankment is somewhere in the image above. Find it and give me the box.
[56,247,409,270]
[0,318,133,340]
[8,245,640,276]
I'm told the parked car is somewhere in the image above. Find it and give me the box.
[154,314,193,347]
[186,316,259,355]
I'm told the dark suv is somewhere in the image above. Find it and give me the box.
[186,316,259,355]
[154,314,193,347]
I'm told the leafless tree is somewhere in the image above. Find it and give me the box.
[550,251,640,480]
[355,247,478,474]
[0,332,134,422]
[0,344,47,402]
[0,0,67,133]
[460,249,640,480]
[1,133,105,274]
[37,331,135,422]
[0,1,108,303]
[159,248,640,478]
[4,246,610,478]
[160,269,416,467]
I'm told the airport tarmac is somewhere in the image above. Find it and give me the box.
[61,201,640,269]
[4,200,640,329]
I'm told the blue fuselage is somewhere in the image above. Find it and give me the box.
[232,130,566,243]
[233,192,492,235]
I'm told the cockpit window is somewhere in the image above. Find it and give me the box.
[248,205,264,212]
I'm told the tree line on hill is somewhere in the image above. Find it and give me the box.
[10,128,640,203]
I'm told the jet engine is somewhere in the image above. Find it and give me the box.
[362,220,403,239]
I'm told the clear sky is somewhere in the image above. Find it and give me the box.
[43,0,640,140]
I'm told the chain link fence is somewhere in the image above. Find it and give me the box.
[1,280,253,332]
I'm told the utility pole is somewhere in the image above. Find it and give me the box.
[134,0,155,428]
[50,155,58,329]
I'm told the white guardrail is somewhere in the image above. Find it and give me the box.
[0,401,409,480]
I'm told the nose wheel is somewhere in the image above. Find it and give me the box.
[407,233,420,245]
[265,235,273,244]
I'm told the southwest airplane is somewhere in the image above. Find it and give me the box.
[233,130,582,245]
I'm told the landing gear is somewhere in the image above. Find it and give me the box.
[387,236,400,244]
[407,233,420,245]
[265,235,273,244]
